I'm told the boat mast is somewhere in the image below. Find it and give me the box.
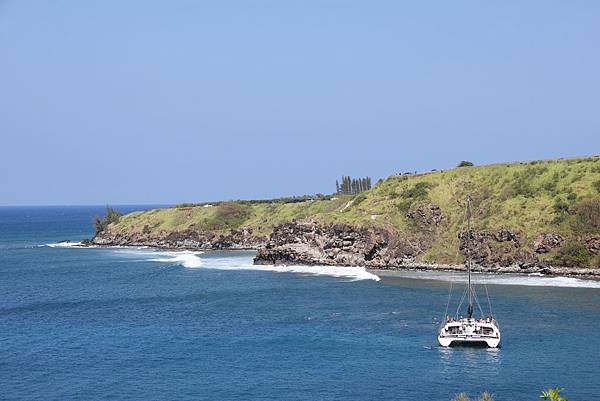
[466,196,474,319]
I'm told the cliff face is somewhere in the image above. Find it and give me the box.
[254,221,423,267]
[254,221,600,277]
[92,226,267,250]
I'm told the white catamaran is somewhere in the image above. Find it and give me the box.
[438,196,501,348]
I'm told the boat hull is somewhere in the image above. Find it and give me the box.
[438,335,500,348]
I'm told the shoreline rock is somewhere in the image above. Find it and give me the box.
[253,221,600,279]
[91,226,267,250]
[88,221,600,279]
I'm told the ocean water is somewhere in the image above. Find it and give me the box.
[1,206,599,401]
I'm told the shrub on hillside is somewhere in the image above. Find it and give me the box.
[553,240,591,267]
[499,184,514,200]
[593,180,600,194]
[94,206,123,234]
[509,166,549,198]
[352,192,367,207]
[542,172,560,194]
[457,161,474,167]
[551,198,570,225]
[572,198,600,233]
[402,182,432,199]
[396,200,412,213]
[212,202,252,229]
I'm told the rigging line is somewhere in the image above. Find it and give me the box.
[446,197,470,319]
[469,195,494,318]
[455,285,468,317]
[471,285,485,318]
[442,277,453,325]
[483,279,494,317]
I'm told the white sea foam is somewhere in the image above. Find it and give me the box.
[43,241,88,248]
[484,275,600,288]
[204,256,380,281]
[148,251,204,268]
[46,243,600,287]
[108,248,204,268]
[109,249,379,281]
[379,270,600,288]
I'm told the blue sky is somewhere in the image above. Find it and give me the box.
[1,1,599,205]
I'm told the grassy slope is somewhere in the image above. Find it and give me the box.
[109,156,600,264]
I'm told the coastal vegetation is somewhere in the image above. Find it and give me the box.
[540,387,569,401]
[457,160,475,167]
[450,387,568,401]
[97,156,600,268]
[94,206,123,235]
[336,176,372,194]
[451,391,492,401]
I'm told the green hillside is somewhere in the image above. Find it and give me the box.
[103,156,600,267]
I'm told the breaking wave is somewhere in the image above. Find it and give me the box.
[43,241,89,248]
[107,249,204,269]
[148,251,204,268]
[378,270,600,288]
[203,255,380,281]
[108,249,378,281]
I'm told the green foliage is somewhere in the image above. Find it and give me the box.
[551,198,570,225]
[512,166,548,198]
[94,206,123,234]
[593,180,600,193]
[499,184,514,201]
[540,387,568,401]
[457,161,474,167]
[402,182,432,200]
[553,240,591,267]
[337,175,372,194]
[572,198,600,233]
[478,392,493,401]
[351,193,367,207]
[396,199,412,213]
[175,194,335,208]
[210,202,252,229]
[542,172,560,194]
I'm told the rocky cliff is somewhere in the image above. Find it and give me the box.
[254,221,600,277]
[91,226,267,250]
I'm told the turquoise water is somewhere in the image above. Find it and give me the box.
[1,206,599,400]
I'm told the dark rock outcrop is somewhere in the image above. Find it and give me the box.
[458,229,535,267]
[254,221,600,277]
[92,226,267,250]
[254,221,421,268]
[90,220,600,278]
[406,202,444,227]
[531,233,565,254]
[583,235,600,255]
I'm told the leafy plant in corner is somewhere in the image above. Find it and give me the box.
[540,387,568,401]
